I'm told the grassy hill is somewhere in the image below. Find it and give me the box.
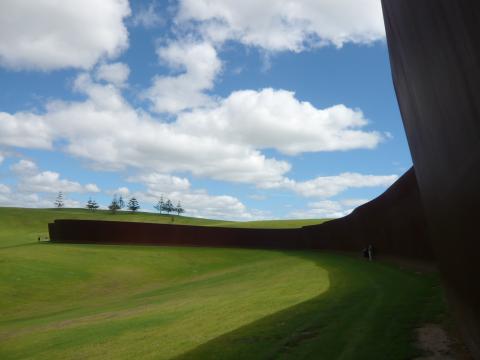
[0,207,446,359]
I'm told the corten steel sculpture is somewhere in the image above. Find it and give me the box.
[48,1,480,356]
[382,1,480,357]
[49,168,433,259]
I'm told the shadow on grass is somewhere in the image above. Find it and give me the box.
[172,251,444,360]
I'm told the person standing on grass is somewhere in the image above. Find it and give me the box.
[368,244,374,261]
[362,247,369,259]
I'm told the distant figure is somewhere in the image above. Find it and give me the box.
[38,236,40,242]
[368,244,374,261]
[362,247,369,259]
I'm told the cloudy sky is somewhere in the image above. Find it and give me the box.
[0,0,411,220]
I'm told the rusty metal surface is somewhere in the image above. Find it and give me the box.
[382,1,480,357]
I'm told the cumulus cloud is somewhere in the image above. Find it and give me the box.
[122,172,254,220]
[1,160,97,208]
[18,171,99,194]
[0,189,81,209]
[0,0,130,70]
[265,172,398,198]
[128,173,191,193]
[9,159,100,194]
[144,41,222,113]
[0,183,10,194]
[10,159,38,175]
[177,88,384,155]
[0,74,389,187]
[131,2,163,28]
[0,112,52,149]
[95,62,130,87]
[289,198,369,219]
[176,0,385,51]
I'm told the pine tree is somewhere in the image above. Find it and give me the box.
[86,198,93,210]
[108,195,121,214]
[175,201,185,216]
[164,199,174,214]
[54,192,64,208]
[118,196,125,209]
[91,199,99,211]
[86,198,99,211]
[154,195,165,214]
[127,197,140,212]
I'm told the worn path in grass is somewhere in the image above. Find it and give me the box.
[0,207,445,359]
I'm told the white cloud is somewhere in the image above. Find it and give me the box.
[0,190,81,209]
[0,75,389,188]
[18,171,99,194]
[131,2,163,28]
[176,0,385,52]
[0,75,289,184]
[108,186,130,197]
[128,173,191,193]
[144,41,222,113]
[0,0,130,70]
[95,62,130,87]
[1,159,99,208]
[0,153,4,165]
[85,183,101,193]
[177,88,384,155]
[266,172,398,198]
[10,159,38,175]
[0,191,48,208]
[9,159,100,194]
[128,173,254,220]
[0,112,52,149]
[289,198,369,219]
[0,183,11,194]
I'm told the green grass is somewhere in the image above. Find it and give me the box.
[0,207,446,359]
[220,218,331,228]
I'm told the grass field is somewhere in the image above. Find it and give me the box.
[0,207,445,359]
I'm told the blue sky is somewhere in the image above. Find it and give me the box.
[0,0,411,220]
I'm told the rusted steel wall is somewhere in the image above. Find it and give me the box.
[381,1,480,357]
[49,219,310,250]
[49,168,433,260]
[304,167,433,260]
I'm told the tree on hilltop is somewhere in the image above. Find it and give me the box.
[109,195,121,214]
[54,192,64,208]
[118,196,125,210]
[164,199,174,215]
[175,201,185,216]
[154,195,165,214]
[86,198,99,211]
[127,197,140,213]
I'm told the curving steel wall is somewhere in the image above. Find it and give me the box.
[382,1,480,357]
[49,167,433,261]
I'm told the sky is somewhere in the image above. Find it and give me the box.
[0,0,412,220]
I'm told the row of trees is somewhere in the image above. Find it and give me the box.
[54,192,185,216]
[153,196,184,216]
[108,195,140,213]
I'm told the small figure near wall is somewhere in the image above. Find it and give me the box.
[368,244,374,261]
